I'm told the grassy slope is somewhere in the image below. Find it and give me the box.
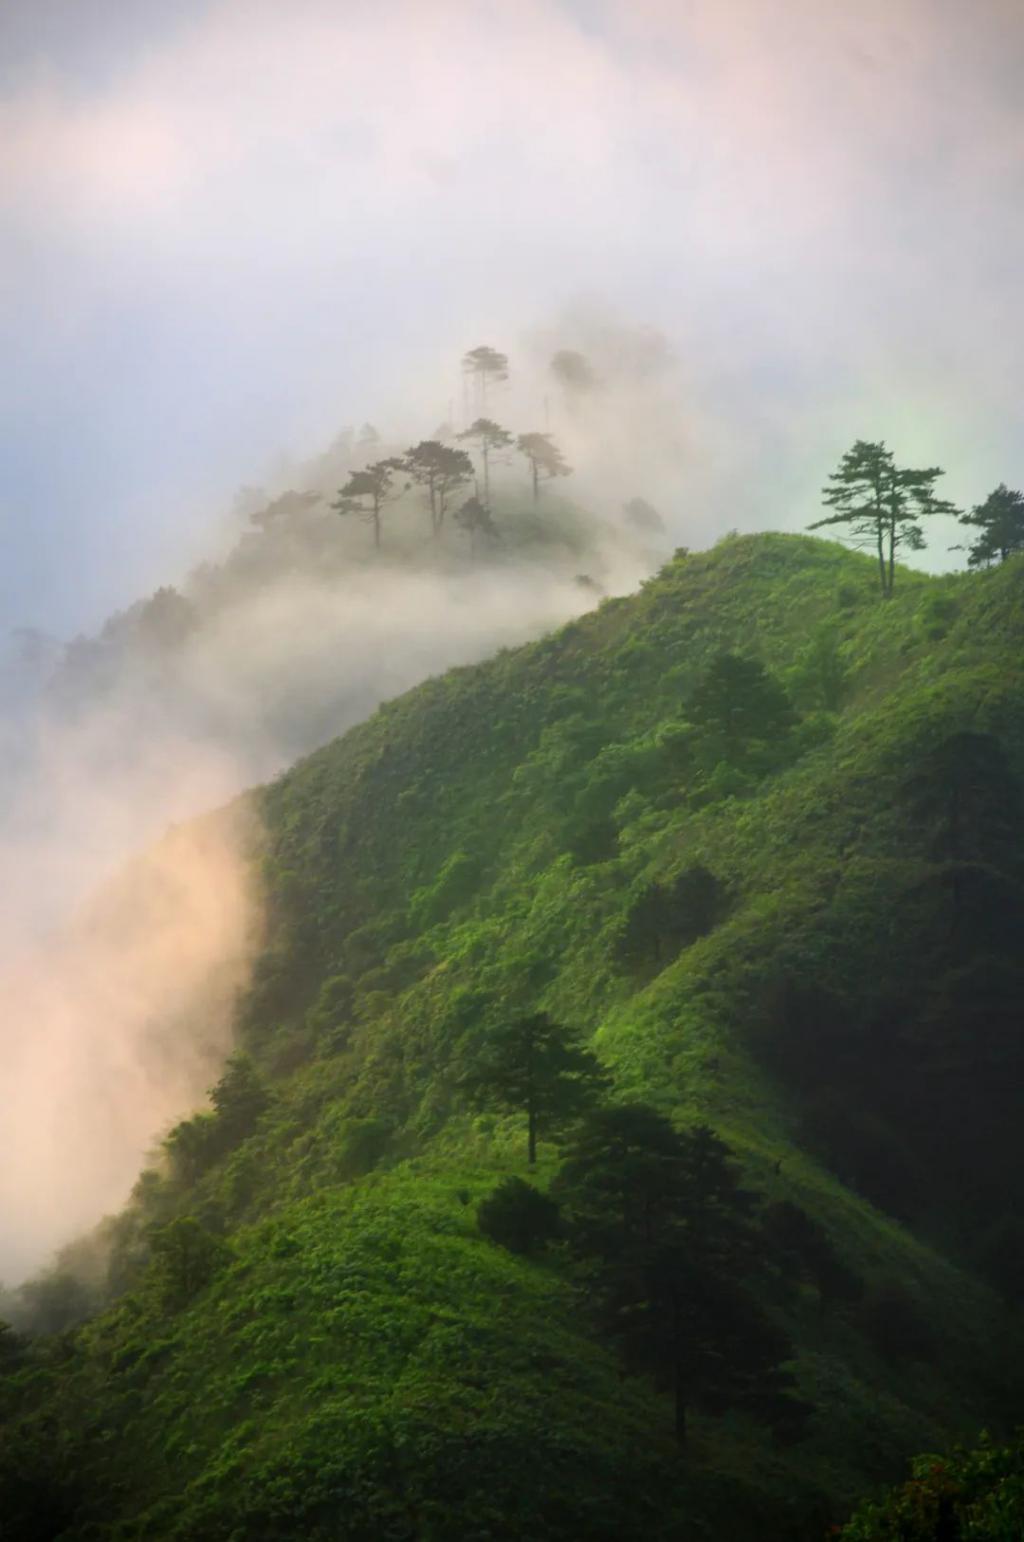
[4,533,1024,1540]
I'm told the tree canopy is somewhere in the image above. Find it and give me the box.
[457,418,514,508]
[516,432,572,501]
[555,1106,802,1446]
[332,457,408,548]
[403,440,474,536]
[460,1011,606,1163]
[957,482,1024,567]
[809,440,956,595]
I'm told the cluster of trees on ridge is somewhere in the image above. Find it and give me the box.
[811,438,1024,594]
[332,345,572,550]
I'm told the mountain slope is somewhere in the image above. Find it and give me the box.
[3,532,1024,1540]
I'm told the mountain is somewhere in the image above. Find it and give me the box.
[3,531,1023,1540]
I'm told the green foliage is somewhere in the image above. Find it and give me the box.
[477,1177,561,1255]
[688,651,797,753]
[7,533,1024,1539]
[614,864,727,974]
[957,483,1024,568]
[839,1434,1024,1540]
[555,1105,805,1446]
[459,1011,608,1163]
[148,1217,231,1311]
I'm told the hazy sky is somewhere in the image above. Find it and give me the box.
[3,0,1024,634]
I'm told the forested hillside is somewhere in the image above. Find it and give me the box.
[3,531,1024,1540]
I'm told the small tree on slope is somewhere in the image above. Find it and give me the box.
[956,482,1024,567]
[460,1011,607,1164]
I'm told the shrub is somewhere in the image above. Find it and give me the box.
[477,1178,561,1255]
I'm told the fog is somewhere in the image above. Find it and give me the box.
[2,0,1024,1281]
[0,349,669,1282]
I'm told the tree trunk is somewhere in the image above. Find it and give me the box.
[528,1105,537,1165]
[531,459,539,503]
[372,498,381,550]
[886,512,896,596]
[482,443,491,509]
[876,522,887,596]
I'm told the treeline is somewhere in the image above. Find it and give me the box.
[332,345,571,550]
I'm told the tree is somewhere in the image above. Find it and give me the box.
[209,1054,271,1146]
[762,1201,862,1320]
[516,432,572,502]
[460,1011,606,1164]
[249,490,321,532]
[477,1177,561,1255]
[332,457,408,549]
[148,1217,231,1311]
[688,653,796,759]
[623,496,664,534]
[461,345,508,411]
[554,1106,802,1447]
[614,865,726,974]
[956,483,1024,567]
[453,493,497,557]
[456,419,513,510]
[403,441,474,536]
[809,440,956,597]
[550,349,598,394]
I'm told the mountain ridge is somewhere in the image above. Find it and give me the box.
[3,530,1023,1540]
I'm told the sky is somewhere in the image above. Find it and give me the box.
[2,0,1024,635]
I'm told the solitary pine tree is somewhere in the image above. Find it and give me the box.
[403,441,474,535]
[516,432,572,502]
[461,1011,606,1163]
[957,483,1024,567]
[457,418,513,510]
[555,1106,802,1448]
[332,457,407,549]
[462,345,509,411]
[453,493,497,558]
[809,440,955,596]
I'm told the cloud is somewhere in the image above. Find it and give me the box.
[3,0,1022,639]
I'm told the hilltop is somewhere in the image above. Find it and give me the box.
[3,531,1024,1540]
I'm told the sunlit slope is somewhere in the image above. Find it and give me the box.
[5,533,1024,1540]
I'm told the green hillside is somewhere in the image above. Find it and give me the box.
[4,532,1024,1540]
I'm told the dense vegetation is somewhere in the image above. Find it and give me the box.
[3,531,1024,1539]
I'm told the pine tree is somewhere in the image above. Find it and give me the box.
[403,441,474,535]
[332,458,408,548]
[456,419,513,510]
[516,432,572,501]
[956,483,1024,567]
[555,1106,803,1447]
[460,1012,606,1163]
[809,440,955,596]
[461,345,509,412]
